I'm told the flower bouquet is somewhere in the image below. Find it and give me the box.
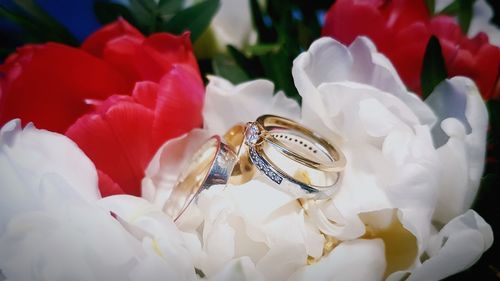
[0,0,498,280]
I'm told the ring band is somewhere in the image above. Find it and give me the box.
[243,115,346,198]
[255,115,346,172]
[163,136,237,221]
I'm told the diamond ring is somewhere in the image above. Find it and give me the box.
[242,115,346,198]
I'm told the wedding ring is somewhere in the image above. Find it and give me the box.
[254,115,346,172]
[224,124,256,185]
[243,115,346,198]
[163,136,237,221]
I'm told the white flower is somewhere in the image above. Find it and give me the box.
[0,120,197,281]
[1,33,491,281]
[145,36,492,280]
[293,36,492,280]
[435,0,500,46]
[209,0,257,50]
[186,0,257,56]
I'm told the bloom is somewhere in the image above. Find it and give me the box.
[0,19,205,197]
[0,120,198,281]
[322,0,500,99]
[143,37,492,280]
[188,0,257,57]
[0,29,492,281]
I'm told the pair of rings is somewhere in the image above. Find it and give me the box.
[164,115,346,221]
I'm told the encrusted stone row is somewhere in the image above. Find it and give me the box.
[249,147,283,184]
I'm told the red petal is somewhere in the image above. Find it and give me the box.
[389,23,430,94]
[82,18,144,57]
[322,0,390,51]
[99,31,198,83]
[144,32,199,72]
[66,98,155,196]
[98,169,125,197]
[0,43,130,133]
[132,81,159,109]
[152,64,204,148]
[140,32,199,79]
[101,35,145,83]
[380,0,430,30]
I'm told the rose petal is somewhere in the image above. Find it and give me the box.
[66,98,155,196]
[151,65,204,148]
[0,43,130,133]
[82,18,144,57]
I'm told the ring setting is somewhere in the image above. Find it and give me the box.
[164,114,347,221]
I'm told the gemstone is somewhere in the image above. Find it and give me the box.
[244,122,261,146]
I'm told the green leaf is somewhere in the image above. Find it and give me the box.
[425,0,435,14]
[440,0,460,14]
[457,0,474,34]
[421,36,448,99]
[212,54,249,84]
[162,0,220,42]
[259,50,300,101]
[158,0,183,14]
[94,2,135,25]
[130,0,156,14]
[438,0,474,33]
[227,45,262,78]
[13,0,77,44]
[129,0,156,34]
[244,43,281,56]
[0,1,77,45]
[0,5,41,34]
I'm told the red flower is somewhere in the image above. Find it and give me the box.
[322,0,500,99]
[0,19,204,197]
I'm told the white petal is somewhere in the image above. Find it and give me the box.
[292,37,352,133]
[468,0,500,46]
[289,239,386,281]
[98,195,198,281]
[208,257,264,281]
[210,0,257,49]
[256,242,307,281]
[426,77,488,223]
[348,37,434,125]
[395,210,493,281]
[203,76,300,135]
[293,37,436,130]
[0,120,100,233]
[0,175,143,281]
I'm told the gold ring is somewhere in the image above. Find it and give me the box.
[163,136,237,221]
[255,115,346,172]
[227,115,346,198]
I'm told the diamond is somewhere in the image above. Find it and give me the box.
[244,122,261,146]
